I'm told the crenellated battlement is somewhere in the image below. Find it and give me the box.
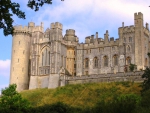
[66,29,75,36]
[13,25,31,34]
[119,25,135,34]
[50,22,63,30]
[14,22,44,34]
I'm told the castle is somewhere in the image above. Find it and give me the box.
[10,12,150,92]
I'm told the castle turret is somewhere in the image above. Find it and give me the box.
[49,22,63,88]
[10,25,31,92]
[64,29,77,42]
[134,12,144,69]
[104,30,109,43]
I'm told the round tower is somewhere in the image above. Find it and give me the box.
[65,29,77,42]
[10,25,31,92]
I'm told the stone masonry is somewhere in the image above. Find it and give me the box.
[10,12,150,92]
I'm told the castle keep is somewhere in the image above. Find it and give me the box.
[10,12,150,91]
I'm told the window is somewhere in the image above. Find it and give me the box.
[127,45,130,52]
[113,55,118,66]
[42,52,44,66]
[94,57,98,68]
[85,71,88,75]
[129,37,132,42]
[104,56,108,67]
[18,59,19,62]
[45,48,47,65]
[49,51,50,65]
[126,57,131,65]
[19,41,20,45]
[124,37,126,42]
[145,58,148,66]
[85,58,89,68]
[86,50,88,54]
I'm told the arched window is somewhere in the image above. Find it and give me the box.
[49,51,50,65]
[127,45,130,52]
[85,58,89,68]
[129,37,132,42]
[45,48,47,65]
[94,57,98,68]
[124,37,126,42]
[42,53,43,66]
[113,55,118,66]
[145,58,148,67]
[104,56,108,67]
[126,57,131,65]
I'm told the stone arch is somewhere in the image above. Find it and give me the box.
[126,56,131,65]
[127,45,131,52]
[113,54,118,66]
[85,58,89,68]
[40,45,50,66]
[103,55,108,67]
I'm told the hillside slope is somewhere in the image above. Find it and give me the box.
[21,82,141,109]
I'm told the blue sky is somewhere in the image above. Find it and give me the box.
[0,0,150,94]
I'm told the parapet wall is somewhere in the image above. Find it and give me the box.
[50,22,63,30]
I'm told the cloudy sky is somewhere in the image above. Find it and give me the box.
[0,0,150,94]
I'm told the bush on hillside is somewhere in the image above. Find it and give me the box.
[0,84,30,113]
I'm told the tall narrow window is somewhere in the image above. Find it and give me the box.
[45,48,47,65]
[126,57,131,65]
[113,55,118,66]
[85,58,89,68]
[49,51,50,65]
[127,45,130,52]
[124,37,126,42]
[42,52,44,66]
[129,37,132,42]
[104,56,108,67]
[145,58,148,66]
[94,57,98,68]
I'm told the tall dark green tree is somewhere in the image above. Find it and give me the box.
[141,67,150,93]
[0,0,52,36]
[0,84,30,113]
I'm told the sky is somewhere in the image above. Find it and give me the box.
[0,0,150,94]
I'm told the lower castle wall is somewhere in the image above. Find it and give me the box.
[65,71,144,85]
[29,75,49,89]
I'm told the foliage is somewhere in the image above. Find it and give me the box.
[0,84,30,113]
[0,0,25,36]
[141,67,150,93]
[29,102,72,113]
[93,94,141,113]
[27,0,52,11]
[129,63,137,72]
[0,0,53,36]
[147,52,150,57]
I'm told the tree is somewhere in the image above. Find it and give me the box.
[0,84,30,113]
[141,67,150,93]
[0,0,52,36]
[129,63,137,72]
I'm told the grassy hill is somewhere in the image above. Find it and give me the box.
[21,82,141,109]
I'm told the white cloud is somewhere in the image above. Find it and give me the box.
[13,0,150,42]
[0,59,11,77]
